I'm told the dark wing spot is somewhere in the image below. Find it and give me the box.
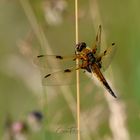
[112,43,115,46]
[104,50,107,55]
[56,55,63,59]
[83,70,86,73]
[64,69,71,73]
[44,74,51,78]
[37,55,44,58]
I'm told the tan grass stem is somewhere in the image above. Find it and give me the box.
[75,0,80,140]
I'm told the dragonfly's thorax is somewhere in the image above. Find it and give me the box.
[78,48,97,73]
[86,52,96,64]
[79,47,91,60]
[82,52,95,73]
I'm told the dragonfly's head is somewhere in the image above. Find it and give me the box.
[76,42,87,52]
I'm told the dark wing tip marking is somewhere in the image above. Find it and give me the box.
[64,69,71,73]
[56,55,63,59]
[37,55,44,58]
[112,43,115,46]
[44,74,51,78]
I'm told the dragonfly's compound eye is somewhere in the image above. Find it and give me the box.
[76,42,86,52]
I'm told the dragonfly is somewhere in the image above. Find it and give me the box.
[37,25,117,98]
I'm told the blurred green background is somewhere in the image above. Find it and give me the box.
[0,0,140,140]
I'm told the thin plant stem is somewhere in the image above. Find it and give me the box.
[75,0,80,140]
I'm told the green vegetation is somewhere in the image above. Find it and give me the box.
[0,0,140,140]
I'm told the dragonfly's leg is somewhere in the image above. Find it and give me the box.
[75,63,85,70]
[74,54,83,60]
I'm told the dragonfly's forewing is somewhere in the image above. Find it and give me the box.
[36,54,75,70]
[92,25,102,56]
[97,43,116,71]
